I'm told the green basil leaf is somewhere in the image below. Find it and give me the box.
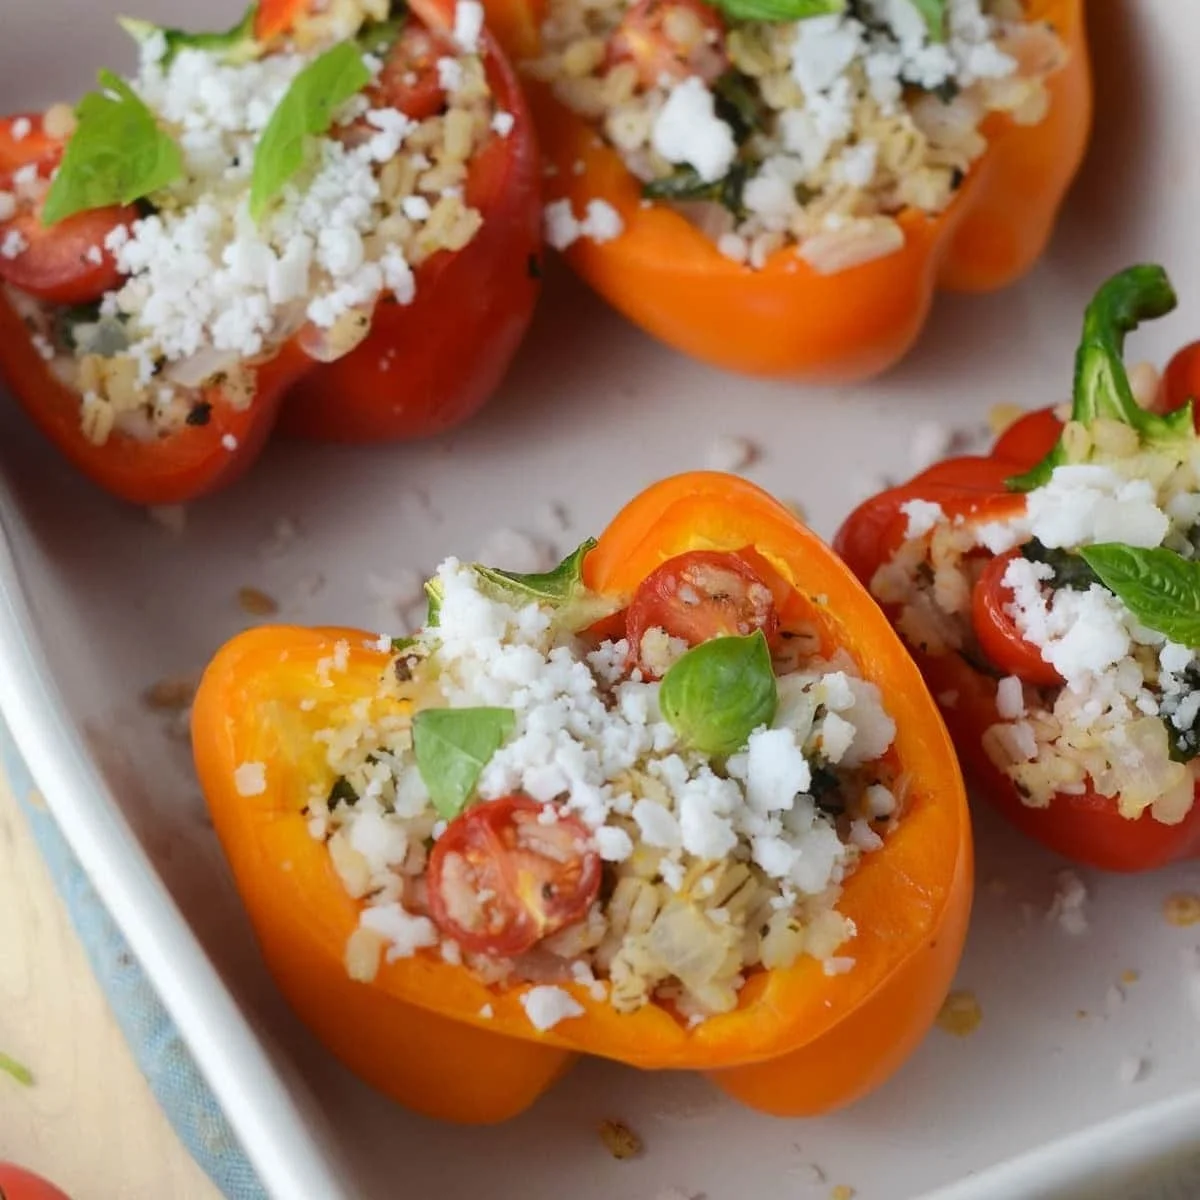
[1020,539,1101,592]
[474,538,621,631]
[908,0,948,41]
[709,0,841,22]
[41,70,183,225]
[1077,544,1200,646]
[356,10,407,56]
[660,631,777,756]
[249,40,372,220]
[712,71,764,145]
[412,707,516,819]
[327,776,359,808]
[0,1050,33,1087]
[643,161,752,218]
[118,4,260,67]
[1009,265,1196,492]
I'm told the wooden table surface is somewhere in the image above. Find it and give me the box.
[0,771,219,1200]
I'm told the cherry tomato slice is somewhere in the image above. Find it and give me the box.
[990,407,1063,468]
[1159,340,1200,421]
[625,549,779,670]
[971,547,1063,688]
[254,0,310,43]
[0,202,133,305]
[608,0,727,88]
[0,1163,74,1200]
[427,795,602,957]
[370,24,452,121]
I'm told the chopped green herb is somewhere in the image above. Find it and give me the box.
[660,631,777,757]
[356,5,408,56]
[474,539,619,632]
[118,4,260,67]
[643,161,751,219]
[42,69,184,225]
[185,401,213,426]
[932,77,960,103]
[328,776,359,808]
[1020,539,1101,592]
[807,764,842,814]
[712,71,764,145]
[413,707,516,819]
[249,40,372,220]
[0,1051,33,1087]
[424,577,443,627]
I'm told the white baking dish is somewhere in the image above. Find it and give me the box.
[6,1,1200,1196]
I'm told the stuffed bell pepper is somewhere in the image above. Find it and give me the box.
[481,0,1090,379]
[0,0,539,505]
[192,471,970,1123]
[836,265,1200,873]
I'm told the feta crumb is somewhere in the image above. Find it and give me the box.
[995,676,1025,720]
[581,198,623,243]
[436,57,464,92]
[478,1003,494,1019]
[651,77,736,183]
[1047,869,1088,935]
[453,0,484,51]
[704,435,758,473]
[234,761,267,796]
[594,824,634,862]
[520,985,585,1031]
[900,498,945,538]
[822,956,856,975]
[221,434,239,451]
[491,111,515,137]
[0,191,15,221]
[360,902,439,960]
[1,229,28,259]
[10,117,30,141]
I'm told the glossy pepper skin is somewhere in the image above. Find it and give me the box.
[277,0,543,443]
[834,270,1200,873]
[192,471,971,1125]
[480,0,1090,380]
[0,0,540,503]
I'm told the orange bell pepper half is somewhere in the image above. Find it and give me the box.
[481,0,1090,380]
[192,471,971,1125]
[834,265,1200,873]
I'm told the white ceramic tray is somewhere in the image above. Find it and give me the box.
[7,2,1200,1197]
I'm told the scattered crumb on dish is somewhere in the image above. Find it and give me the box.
[598,1118,643,1160]
[936,990,983,1037]
[237,586,280,617]
[1164,893,1200,927]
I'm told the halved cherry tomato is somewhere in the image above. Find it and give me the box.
[608,0,727,88]
[427,795,601,957]
[625,549,779,667]
[0,1163,74,1200]
[1160,340,1200,419]
[371,23,453,121]
[0,203,132,306]
[991,407,1063,466]
[971,547,1063,688]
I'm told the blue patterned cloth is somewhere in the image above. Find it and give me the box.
[0,719,267,1200]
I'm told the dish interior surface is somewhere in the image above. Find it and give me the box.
[6,2,1200,1197]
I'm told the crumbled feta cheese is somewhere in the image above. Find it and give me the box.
[542,197,623,250]
[10,117,30,141]
[0,192,17,222]
[1027,466,1169,550]
[234,761,267,796]
[1047,869,1088,935]
[900,498,945,538]
[0,229,28,259]
[453,0,484,51]
[491,110,515,137]
[221,433,239,451]
[651,77,736,184]
[478,1003,494,1018]
[360,902,439,960]
[837,141,877,187]
[437,57,464,92]
[995,676,1025,720]
[520,985,585,1031]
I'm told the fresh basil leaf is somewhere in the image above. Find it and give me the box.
[118,4,260,67]
[1077,544,1200,646]
[328,776,359,808]
[1008,266,1196,492]
[908,0,948,41]
[474,538,620,631]
[1020,539,1100,592]
[42,70,183,225]
[660,631,777,756]
[249,40,372,220]
[412,707,516,819]
[709,0,841,21]
[0,1050,33,1087]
